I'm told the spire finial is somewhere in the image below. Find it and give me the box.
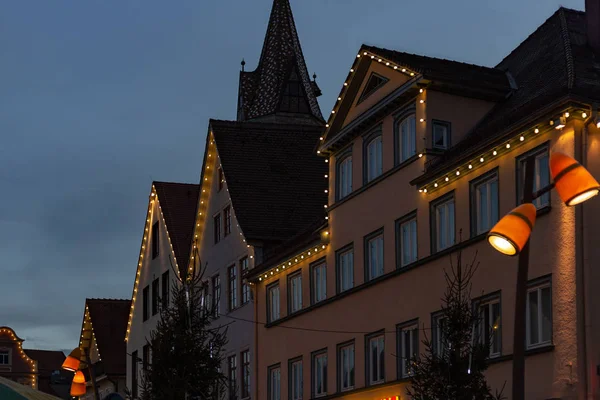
[241,58,246,72]
[313,73,317,81]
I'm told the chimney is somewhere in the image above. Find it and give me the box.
[586,0,600,53]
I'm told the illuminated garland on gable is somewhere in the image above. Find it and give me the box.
[79,305,102,363]
[0,327,37,388]
[252,242,329,284]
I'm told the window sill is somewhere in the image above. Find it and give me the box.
[487,344,554,365]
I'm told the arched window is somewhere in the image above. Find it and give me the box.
[337,155,353,200]
[365,135,383,182]
[397,114,416,163]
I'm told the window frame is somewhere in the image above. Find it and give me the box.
[431,311,447,357]
[336,243,354,294]
[336,340,355,392]
[240,257,250,305]
[228,354,238,400]
[430,191,456,253]
[142,344,150,372]
[161,271,169,309]
[288,271,303,315]
[267,281,281,323]
[228,265,238,311]
[473,292,502,358]
[432,120,451,150]
[526,275,553,349]
[142,285,149,322]
[151,221,159,259]
[311,259,327,305]
[362,128,384,184]
[311,348,328,398]
[267,363,281,400]
[224,206,232,237]
[469,168,500,237]
[0,350,10,366]
[357,72,390,104]
[365,330,385,386]
[214,213,222,244]
[212,274,221,317]
[151,278,159,316]
[516,142,551,210]
[394,109,417,165]
[336,153,353,201]
[364,228,384,282]
[396,319,419,379]
[288,356,303,400]
[241,350,250,399]
[395,210,418,268]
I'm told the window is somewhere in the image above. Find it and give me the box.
[336,246,354,293]
[289,358,303,400]
[527,279,552,348]
[338,343,354,391]
[366,334,384,385]
[228,355,237,400]
[397,114,416,163]
[131,351,138,399]
[432,314,447,356]
[358,73,389,103]
[218,167,225,192]
[229,265,238,311]
[224,206,232,236]
[280,68,310,114]
[365,230,384,281]
[242,350,250,398]
[214,214,222,244]
[432,120,451,150]
[142,344,150,371]
[471,171,499,235]
[152,222,159,259]
[152,278,159,316]
[432,194,455,252]
[312,350,327,397]
[288,273,303,314]
[212,275,221,317]
[268,365,281,400]
[337,155,353,200]
[200,281,209,315]
[396,212,417,267]
[517,145,550,209]
[477,296,501,357]
[311,262,326,304]
[0,351,9,365]
[161,271,169,308]
[365,134,383,183]
[268,283,280,322]
[142,286,149,321]
[240,257,250,305]
[397,322,418,378]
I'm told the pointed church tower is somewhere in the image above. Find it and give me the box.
[237,0,324,123]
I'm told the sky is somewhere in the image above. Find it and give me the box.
[0,0,584,353]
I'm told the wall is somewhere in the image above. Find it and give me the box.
[0,329,37,388]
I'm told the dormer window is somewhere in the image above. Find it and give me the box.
[0,350,9,365]
[432,120,451,150]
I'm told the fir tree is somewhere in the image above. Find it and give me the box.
[140,246,228,400]
[407,246,505,400]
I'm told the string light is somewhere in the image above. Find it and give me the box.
[253,243,329,283]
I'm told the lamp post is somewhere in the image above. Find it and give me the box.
[62,347,101,400]
[487,151,600,400]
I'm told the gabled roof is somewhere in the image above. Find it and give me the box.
[153,181,200,277]
[22,350,64,374]
[85,299,130,377]
[237,0,323,122]
[414,7,598,181]
[210,119,327,248]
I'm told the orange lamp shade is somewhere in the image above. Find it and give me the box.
[62,348,81,372]
[550,152,600,206]
[70,381,86,397]
[487,203,537,256]
[73,370,85,384]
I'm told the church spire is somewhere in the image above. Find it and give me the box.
[237,0,323,123]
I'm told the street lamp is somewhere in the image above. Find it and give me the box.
[487,151,600,400]
[62,347,101,400]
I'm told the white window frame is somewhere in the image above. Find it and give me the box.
[366,233,384,281]
[473,173,499,235]
[337,156,353,200]
[268,284,280,322]
[337,248,354,293]
[312,263,327,304]
[0,350,9,365]
[367,334,385,385]
[366,135,383,182]
[289,273,303,314]
[339,343,354,391]
[290,359,303,400]
[398,114,416,162]
[434,196,455,252]
[432,120,450,150]
[398,216,417,267]
[518,146,550,209]
[526,282,552,349]
[313,352,327,397]
[269,366,281,400]
[477,297,501,358]
[228,355,237,400]
[398,323,418,378]
[432,314,447,356]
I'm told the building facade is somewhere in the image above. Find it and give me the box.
[0,327,38,389]
[248,5,600,400]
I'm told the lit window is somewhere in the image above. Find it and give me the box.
[338,343,354,391]
[241,351,250,398]
[471,171,499,235]
[240,257,250,305]
[212,275,221,317]
[477,297,501,358]
[365,231,384,281]
[229,265,237,310]
[289,273,303,314]
[289,359,303,400]
[312,263,326,304]
[224,206,232,236]
[365,134,383,183]
[337,156,353,200]
[396,214,417,267]
[337,247,354,293]
[397,114,416,162]
[432,194,455,252]
[527,280,552,348]
[518,145,550,209]
[268,365,281,400]
[432,314,447,356]
[367,334,384,385]
[398,323,418,378]
[151,222,159,259]
[313,351,327,397]
[268,283,280,322]
[432,120,451,150]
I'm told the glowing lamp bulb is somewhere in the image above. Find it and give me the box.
[445,177,449,182]
[480,157,485,162]
[493,150,497,156]
[520,136,525,141]
[506,143,511,149]
[434,183,438,187]
[456,170,460,176]
[468,164,473,169]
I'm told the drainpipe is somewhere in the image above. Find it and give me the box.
[253,284,259,400]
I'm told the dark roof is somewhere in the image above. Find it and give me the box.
[153,181,200,276]
[237,0,323,122]
[361,44,512,100]
[23,350,64,374]
[415,7,600,181]
[86,299,131,377]
[210,119,327,247]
